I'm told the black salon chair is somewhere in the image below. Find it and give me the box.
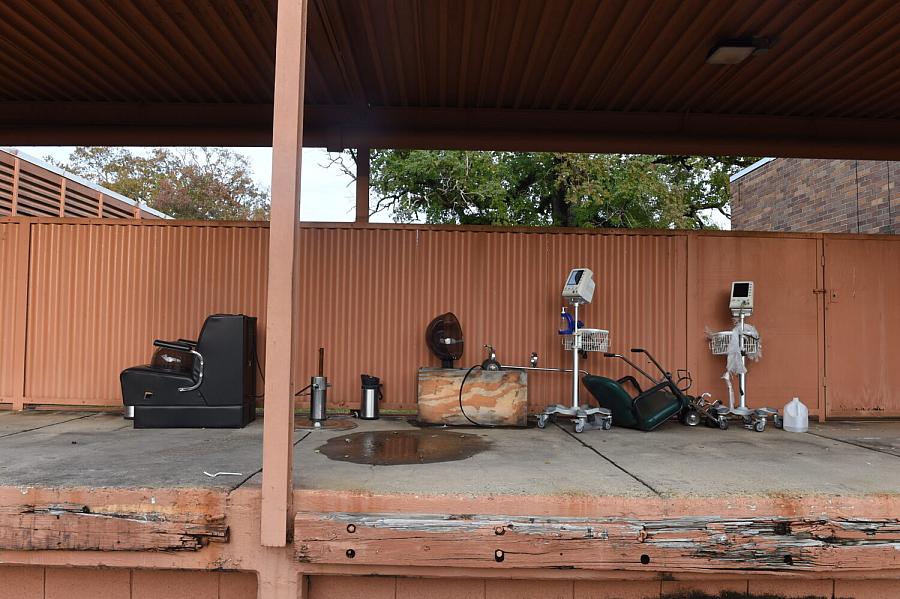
[120,314,257,428]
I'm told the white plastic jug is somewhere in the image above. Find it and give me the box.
[782,397,809,433]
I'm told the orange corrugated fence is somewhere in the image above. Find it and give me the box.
[1,217,897,418]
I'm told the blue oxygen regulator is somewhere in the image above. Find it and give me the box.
[557,307,583,335]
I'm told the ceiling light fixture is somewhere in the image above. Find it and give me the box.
[706,37,774,65]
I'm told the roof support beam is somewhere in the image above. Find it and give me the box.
[2,103,900,160]
[260,0,307,551]
[308,107,900,161]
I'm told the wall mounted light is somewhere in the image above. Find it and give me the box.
[706,37,774,65]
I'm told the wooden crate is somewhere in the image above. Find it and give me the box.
[416,367,527,427]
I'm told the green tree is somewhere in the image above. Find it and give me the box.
[51,147,270,220]
[338,150,754,229]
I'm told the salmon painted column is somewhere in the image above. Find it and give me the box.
[261,0,308,551]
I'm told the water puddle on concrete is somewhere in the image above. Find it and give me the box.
[317,430,490,465]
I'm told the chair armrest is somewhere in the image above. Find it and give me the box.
[177,338,198,348]
[617,375,643,395]
[152,340,204,392]
[153,339,193,352]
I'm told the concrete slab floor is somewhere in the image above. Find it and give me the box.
[808,419,900,457]
[288,417,653,497]
[574,419,900,497]
[0,410,94,438]
[0,412,274,490]
[0,411,898,499]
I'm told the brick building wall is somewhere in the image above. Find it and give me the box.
[730,158,898,234]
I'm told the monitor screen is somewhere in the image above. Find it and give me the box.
[732,282,750,298]
[567,270,583,285]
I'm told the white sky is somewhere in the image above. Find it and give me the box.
[15,146,399,223]
[16,146,729,228]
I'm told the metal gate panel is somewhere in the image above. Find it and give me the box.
[824,238,900,417]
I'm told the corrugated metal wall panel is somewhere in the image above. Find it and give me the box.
[540,232,688,403]
[293,226,422,409]
[25,222,268,405]
[7,220,897,417]
[292,227,686,411]
[0,222,28,402]
[691,235,822,416]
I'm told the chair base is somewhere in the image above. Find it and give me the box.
[133,405,254,429]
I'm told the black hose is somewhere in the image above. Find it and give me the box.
[457,364,499,428]
[458,363,601,427]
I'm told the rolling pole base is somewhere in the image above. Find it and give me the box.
[537,404,612,434]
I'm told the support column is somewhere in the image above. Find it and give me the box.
[255,552,305,599]
[261,0,308,547]
[355,147,370,223]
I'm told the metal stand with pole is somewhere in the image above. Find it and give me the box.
[709,284,778,432]
[536,301,612,434]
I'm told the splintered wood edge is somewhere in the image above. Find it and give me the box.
[0,487,228,552]
[293,511,900,573]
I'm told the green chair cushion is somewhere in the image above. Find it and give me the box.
[582,375,683,431]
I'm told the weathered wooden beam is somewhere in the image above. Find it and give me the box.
[0,502,227,551]
[294,512,900,574]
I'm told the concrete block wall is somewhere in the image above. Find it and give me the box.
[0,567,256,599]
[3,568,899,598]
[731,158,898,234]
[307,576,896,599]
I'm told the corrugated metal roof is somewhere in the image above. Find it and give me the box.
[0,1,899,156]
[305,0,900,117]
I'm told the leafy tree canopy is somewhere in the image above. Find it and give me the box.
[338,150,754,229]
[51,147,269,220]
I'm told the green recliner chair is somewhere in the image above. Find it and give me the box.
[582,348,689,431]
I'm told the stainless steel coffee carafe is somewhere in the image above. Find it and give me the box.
[359,374,382,420]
